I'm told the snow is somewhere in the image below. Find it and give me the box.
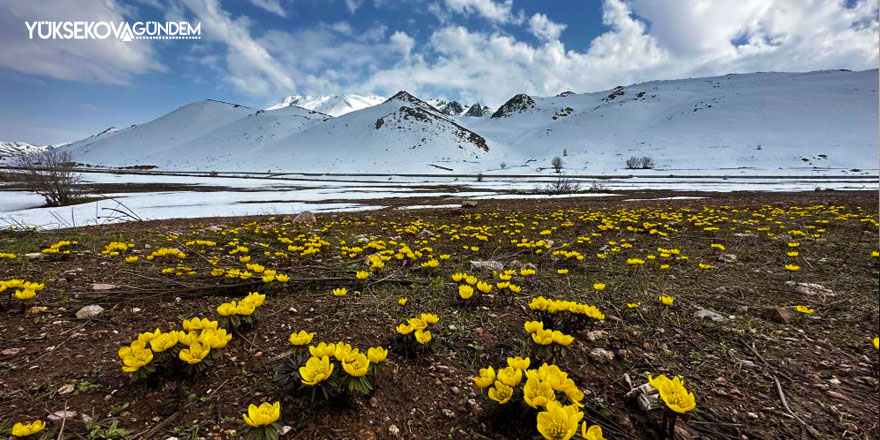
[1,171,874,230]
[266,94,385,116]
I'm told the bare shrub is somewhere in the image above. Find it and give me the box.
[551,156,564,173]
[8,149,82,206]
[542,175,582,194]
[625,156,655,169]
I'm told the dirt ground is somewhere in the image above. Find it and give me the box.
[0,190,877,440]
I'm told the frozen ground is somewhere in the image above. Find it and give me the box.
[0,171,875,229]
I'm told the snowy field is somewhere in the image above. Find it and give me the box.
[0,170,876,229]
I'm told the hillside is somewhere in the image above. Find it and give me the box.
[58,69,878,174]
[266,93,385,116]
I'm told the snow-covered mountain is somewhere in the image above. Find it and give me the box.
[0,141,47,159]
[59,69,878,174]
[266,94,384,116]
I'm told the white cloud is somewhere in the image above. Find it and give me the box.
[357,0,877,105]
[249,0,287,17]
[527,13,566,42]
[390,31,416,57]
[442,0,520,24]
[178,0,296,96]
[0,0,164,84]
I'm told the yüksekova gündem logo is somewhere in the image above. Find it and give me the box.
[25,21,201,41]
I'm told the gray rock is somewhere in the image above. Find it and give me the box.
[693,308,725,322]
[470,260,504,272]
[292,210,316,225]
[91,283,118,291]
[460,200,478,208]
[76,304,105,319]
[589,348,614,363]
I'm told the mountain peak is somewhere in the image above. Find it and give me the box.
[266,93,384,116]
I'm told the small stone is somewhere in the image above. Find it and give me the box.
[739,360,756,369]
[748,412,759,419]
[470,260,504,272]
[793,283,834,297]
[388,424,400,436]
[281,426,293,435]
[693,308,725,322]
[91,283,118,291]
[58,384,75,394]
[585,330,607,342]
[24,253,45,259]
[292,210,317,225]
[47,410,78,421]
[761,307,792,324]
[828,377,841,386]
[719,254,737,263]
[589,348,614,363]
[442,409,455,418]
[76,305,105,319]
[2,347,24,356]
[826,390,849,401]
[131,307,142,313]
[460,200,478,208]
[26,306,48,314]
[450,386,460,395]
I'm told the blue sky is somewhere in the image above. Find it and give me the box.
[1,0,877,144]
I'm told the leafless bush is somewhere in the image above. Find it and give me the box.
[626,156,654,169]
[542,175,582,194]
[8,149,82,206]
[551,156,564,173]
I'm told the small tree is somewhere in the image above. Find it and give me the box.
[499,162,507,170]
[551,156,564,173]
[9,149,82,206]
[563,149,568,157]
[626,156,641,169]
[640,156,655,169]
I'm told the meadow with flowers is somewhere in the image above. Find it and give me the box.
[0,192,878,439]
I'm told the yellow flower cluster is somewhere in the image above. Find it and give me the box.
[11,420,46,437]
[145,247,186,260]
[117,317,232,378]
[298,341,388,394]
[100,241,134,256]
[528,297,605,321]
[396,313,439,345]
[452,272,492,300]
[474,359,591,440]
[41,239,77,254]
[0,252,17,260]
[524,321,575,347]
[0,279,46,301]
[217,291,266,327]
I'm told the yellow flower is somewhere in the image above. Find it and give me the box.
[524,320,544,334]
[507,356,530,371]
[476,281,492,293]
[531,329,554,345]
[551,330,574,346]
[458,284,475,299]
[243,401,280,427]
[119,345,153,373]
[658,295,674,306]
[873,337,879,350]
[356,271,369,280]
[235,301,256,316]
[497,366,524,387]
[473,366,496,389]
[581,423,607,440]
[11,420,46,437]
[407,317,428,331]
[217,301,238,316]
[333,342,355,362]
[308,342,336,358]
[557,268,569,275]
[488,380,513,404]
[784,264,800,271]
[182,317,218,332]
[125,256,139,263]
[14,289,36,300]
[396,323,414,335]
[626,302,642,309]
[648,374,696,413]
[698,263,712,270]
[149,332,179,352]
[342,352,370,377]
[289,330,315,346]
[414,329,432,344]
[332,287,348,297]
[794,305,815,315]
[509,284,522,293]
[536,401,583,440]
[300,355,334,386]
[398,297,408,306]
[242,291,265,307]
[592,283,606,291]
[451,272,465,282]
[275,273,290,282]
[367,346,388,363]
[420,313,440,324]
[523,377,556,408]
[465,275,478,285]
[179,341,211,364]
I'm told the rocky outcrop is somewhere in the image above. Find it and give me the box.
[491,94,536,118]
